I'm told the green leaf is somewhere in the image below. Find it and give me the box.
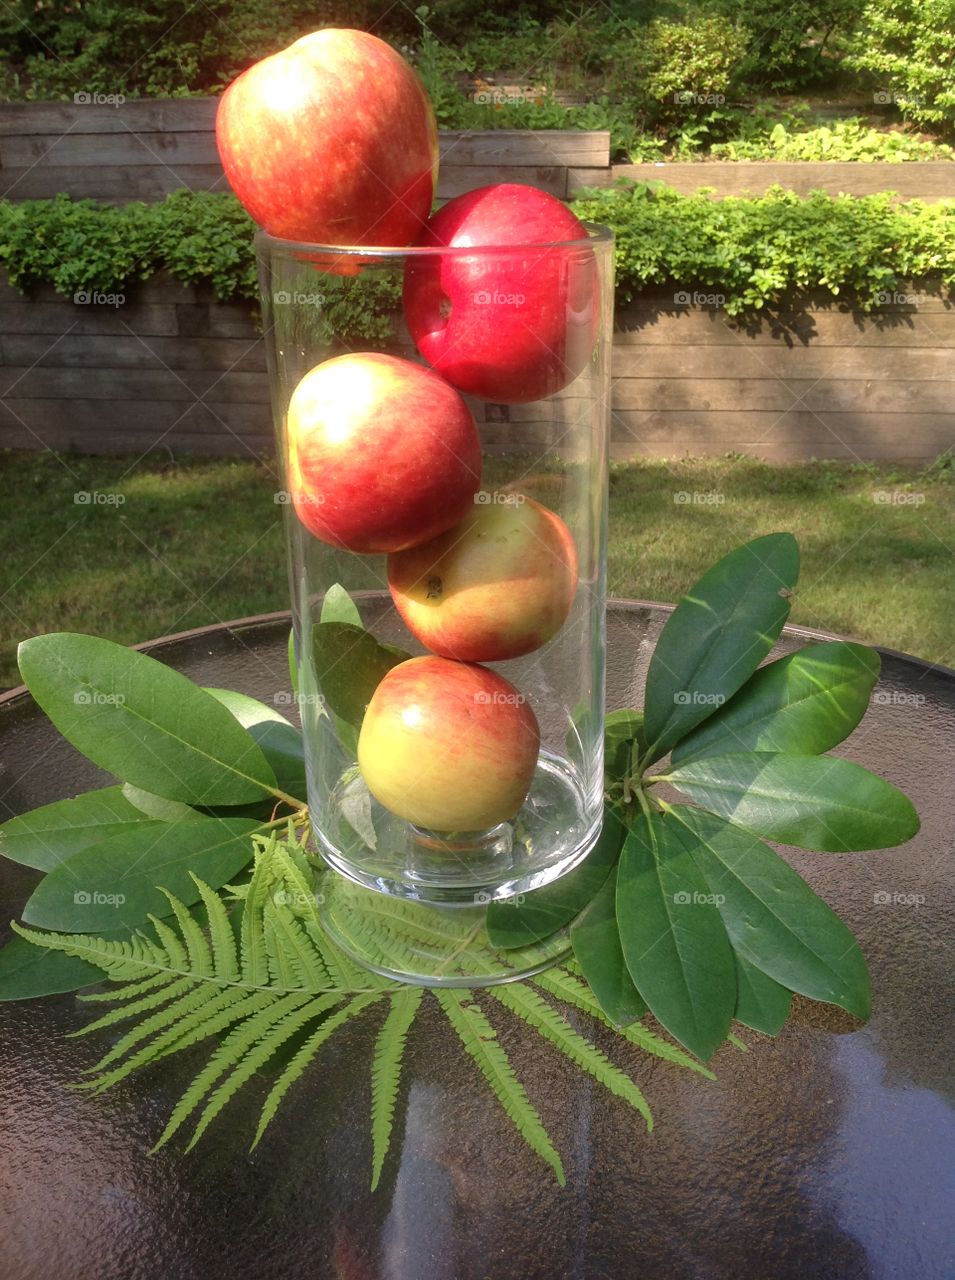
[311,623,410,737]
[570,866,647,1027]
[121,784,196,823]
[320,583,362,627]
[671,642,880,766]
[667,805,870,1021]
[21,817,261,933]
[0,934,104,1000]
[642,533,799,762]
[205,688,307,802]
[665,752,920,851]
[604,709,644,784]
[616,811,735,1061]
[486,806,627,949]
[0,786,146,871]
[733,953,792,1036]
[17,634,278,806]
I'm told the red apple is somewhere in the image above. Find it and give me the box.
[402,183,597,403]
[286,352,482,553]
[216,29,438,245]
[357,656,540,831]
[387,495,578,661]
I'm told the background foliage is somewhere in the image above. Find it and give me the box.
[0,0,952,149]
[3,185,953,319]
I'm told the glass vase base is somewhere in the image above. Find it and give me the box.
[316,749,601,905]
[318,872,570,988]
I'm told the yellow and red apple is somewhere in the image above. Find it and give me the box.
[216,29,438,245]
[357,656,540,831]
[402,183,598,403]
[387,496,578,661]
[286,352,482,554]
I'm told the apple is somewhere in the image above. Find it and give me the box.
[286,352,482,553]
[216,30,438,245]
[387,495,578,661]
[402,182,597,403]
[358,656,540,831]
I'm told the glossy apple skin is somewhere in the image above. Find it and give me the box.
[216,29,438,245]
[357,656,540,831]
[402,183,597,403]
[387,496,578,661]
[286,352,482,554]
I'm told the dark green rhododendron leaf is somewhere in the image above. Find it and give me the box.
[666,752,919,851]
[616,811,735,1061]
[733,952,792,1036]
[642,533,799,763]
[672,641,880,765]
[0,786,146,871]
[205,688,307,802]
[22,816,261,933]
[0,934,104,1000]
[311,622,411,738]
[320,583,362,627]
[17,634,277,806]
[668,805,871,1021]
[487,807,627,949]
[571,865,647,1027]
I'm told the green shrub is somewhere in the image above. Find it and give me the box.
[570,182,955,313]
[846,0,955,137]
[608,17,749,129]
[711,118,954,161]
[2,187,954,323]
[704,0,860,92]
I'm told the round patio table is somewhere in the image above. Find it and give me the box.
[0,604,953,1280]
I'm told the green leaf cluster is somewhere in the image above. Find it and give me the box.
[11,831,706,1184]
[4,184,954,322]
[489,533,919,1062]
[570,181,955,314]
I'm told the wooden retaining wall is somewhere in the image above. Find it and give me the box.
[1,277,951,463]
[1,100,953,204]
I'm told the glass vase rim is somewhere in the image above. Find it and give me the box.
[254,220,613,260]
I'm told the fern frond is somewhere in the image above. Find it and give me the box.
[71,976,196,1038]
[435,988,565,1186]
[533,969,716,1080]
[158,890,213,976]
[78,973,176,1004]
[251,993,385,1150]
[192,874,239,981]
[185,993,349,1151]
[491,984,653,1131]
[370,987,422,1190]
[79,987,255,1090]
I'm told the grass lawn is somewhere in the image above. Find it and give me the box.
[1,450,952,689]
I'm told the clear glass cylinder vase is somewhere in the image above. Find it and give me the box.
[257,226,613,908]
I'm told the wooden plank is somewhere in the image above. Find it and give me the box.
[0,99,219,136]
[606,409,955,460]
[613,307,955,347]
[0,333,268,372]
[605,377,955,414]
[440,129,609,168]
[573,161,955,200]
[0,397,272,446]
[0,302,179,336]
[437,164,566,200]
[0,366,270,403]
[0,130,220,168]
[610,343,954,380]
[0,164,227,202]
